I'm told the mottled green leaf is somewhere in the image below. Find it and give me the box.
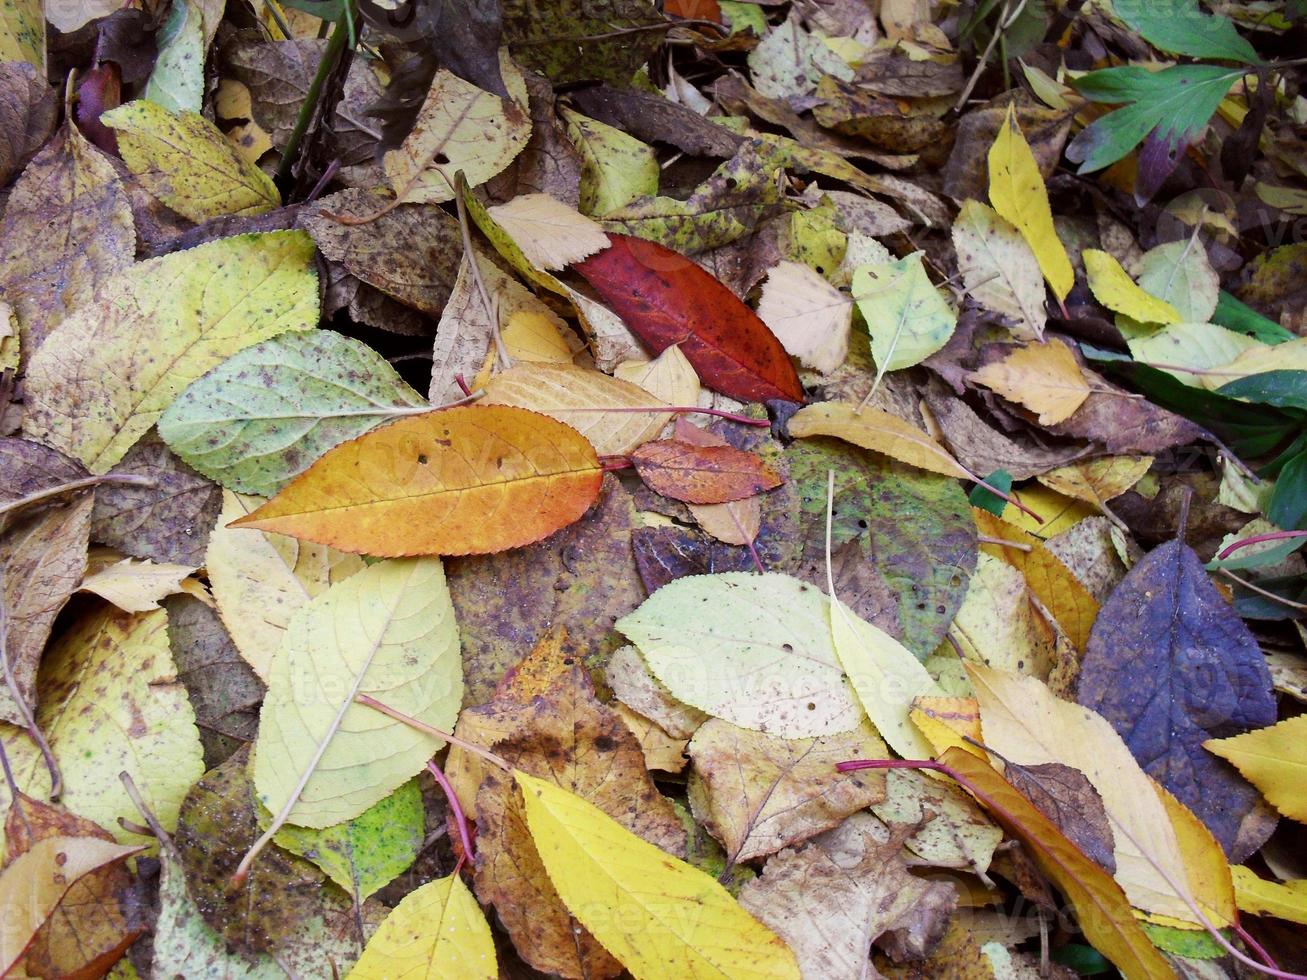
[561,107,659,216]
[503,0,666,85]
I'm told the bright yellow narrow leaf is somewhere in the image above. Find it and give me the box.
[486,193,609,271]
[103,100,279,222]
[348,874,496,979]
[830,598,942,760]
[788,401,974,480]
[22,231,318,473]
[515,771,801,979]
[1205,715,1307,823]
[1231,866,1307,925]
[1083,249,1182,325]
[988,105,1073,301]
[970,339,1091,425]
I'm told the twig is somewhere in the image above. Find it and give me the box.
[955,0,1031,111]
[977,534,1033,552]
[275,0,354,189]
[0,570,61,799]
[547,405,770,427]
[427,761,475,873]
[454,174,510,371]
[355,694,510,771]
[0,474,156,523]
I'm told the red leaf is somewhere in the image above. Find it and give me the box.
[665,0,722,21]
[629,439,782,504]
[572,234,806,404]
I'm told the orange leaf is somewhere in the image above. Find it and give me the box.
[941,748,1175,980]
[629,439,782,504]
[233,405,603,556]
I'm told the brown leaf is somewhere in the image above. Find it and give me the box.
[605,644,707,739]
[0,495,93,724]
[922,389,1090,480]
[1044,365,1205,455]
[0,62,57,186]
[484,68,583,206]
[688,718,888,864]
[0,438,90,518]
[569,84,745,158]
[630,439,783,504]
[1004,761,1117,872]
[631,524,759,592]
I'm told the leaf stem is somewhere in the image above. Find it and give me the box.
[355,694,510,771]
[427,761,475,873]
[548,405,770,427]
[275,0,353,190]
[0,571,61,800]
[1217,529,1307,560]
[0,474,156,523]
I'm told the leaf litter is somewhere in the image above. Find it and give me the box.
[1,1,1307,977]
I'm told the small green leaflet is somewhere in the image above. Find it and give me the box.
[1112,0,1260,64]
[853,252,956,379]
[158,330,429,497]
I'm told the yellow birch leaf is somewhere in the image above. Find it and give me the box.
[102,100,279,222]
[383,57,530,205]
[1205,715,1307,823]
[348,873,496,979]
[206,490,366,680]
[483,362,669,456]
[500,310,574,363]
[253,558,462,831]
[1083,249,1182,325]
[830,598,943,761]
[515,770,802,979]
[614,344,701,408]
[1038,456,1153,509]
[1230,866,1307,925]
[788,401,976,480]
[970,339,1092,425]
[22,231,318,473]
[988,105,1073,301]
[486,193,609,271]
[967,663,1233,924]
[0,0,44,72]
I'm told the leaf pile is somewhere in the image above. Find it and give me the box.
[1,0,1307,977]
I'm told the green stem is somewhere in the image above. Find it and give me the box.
[275,0,353,190]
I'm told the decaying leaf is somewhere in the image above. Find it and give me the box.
[630,439,782,504]
[970,340,1092,426]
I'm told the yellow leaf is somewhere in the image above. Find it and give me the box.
[1001,483,1095,538]
[909,695,983,758]
[0,0,44,71]
[967,664,1233,925]
[500,310,574,363]
[102,100,279,222]
[0,836,144,975]
[949,554,1056,678]
[22,231,318,473]
[514,770,802,979]
[830,598,942,760]
[1230,866,1307,925]
[1083,249,1182,325]
[988,105,1073,301]
[253,558,462,831]
[1205,715,1307,823]
[614,344,702,408]
[756,260,853,375]
[970,339,1091,425]
[485,193,609,271]
[1203,335,1307,391]
[788,401,975,480]
[1038,456,1153,509]
[0,607,204,852]
[483,362,669,456]
[348,874,496,979]
[384,57,530,205]
[233,405,604,557]
[79,552,197,613]
[206,490,366,680]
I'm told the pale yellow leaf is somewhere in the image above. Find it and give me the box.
[970,339,1091,425]
[79,551,197,613]
[1202,336,1307,390]
[988,105,1073,301]
[614,344,701,408]
[22,231,318,473]
[485,193,609,271]
[854,252,956,375]
[1127,321,1262,387]
[949,554,1056,680]
[1038,456,1153,508]
[756,260,852,375]
[1083,249,1182,325]
[254,558,462,829]
[348,873,496,979]
[951,200,1047,340]
[483,362,668,455]
[103,100,279,222]
[516,770,802,979]
[500,310,574,363]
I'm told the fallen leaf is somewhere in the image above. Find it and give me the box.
[1083,248,1182,325]
[630,439,782,504]
[1126,321,1261,387]
[500,309,576,363]
[516,770,801,978]
[79,553,196,612]
[606,643,708,739]
[159,330,429,497]
[788,401,976,480]
[253,558,460,830]
[1078,537,1276,853]
[756,260,853,375]
[1229,865,1307,925]
[103,100,280,221]
[1204,715,1307,824]
[970,340,1092,426]
[0,4,45,74]
[349,874,496,979]
[561,107,659,216]
[688,717,887,863]
[1003,761,1117,872]
[233,405,604,557]
[486,192,609,270]
[613,343,702,408]
[738,813,955,979]
[870,768,1003,873]
[855,252,957,376]
[482,362,669,456]
[617,572,863,738]
[1038,457,1154,510]
[23,230,319,473]
[502,0,667,86]
[922,389,1091,480]
[950,200,1047,340]
[988,105,1073,302]
[1137,239,1220,324]
[949,553,1058,681]
[670,418,764,547]
[572,233,806,403]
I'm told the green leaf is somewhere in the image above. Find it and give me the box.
[268,779,424,900]
[1068,64,1244,174]
[158,330,428,497]
[561,108,659,217]
[854,252,957,377]
[145,0,206,113]
[1213,290,1296,344]
[1218,371,1307,410]
[970,469,1013,516]
[1112,0,1260,64]
[1268,450,1307,530]
[1141,922,1226,958]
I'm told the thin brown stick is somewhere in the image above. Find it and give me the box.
[0,569,61,799]
[355,694,510,771]
[0,474,156,523]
